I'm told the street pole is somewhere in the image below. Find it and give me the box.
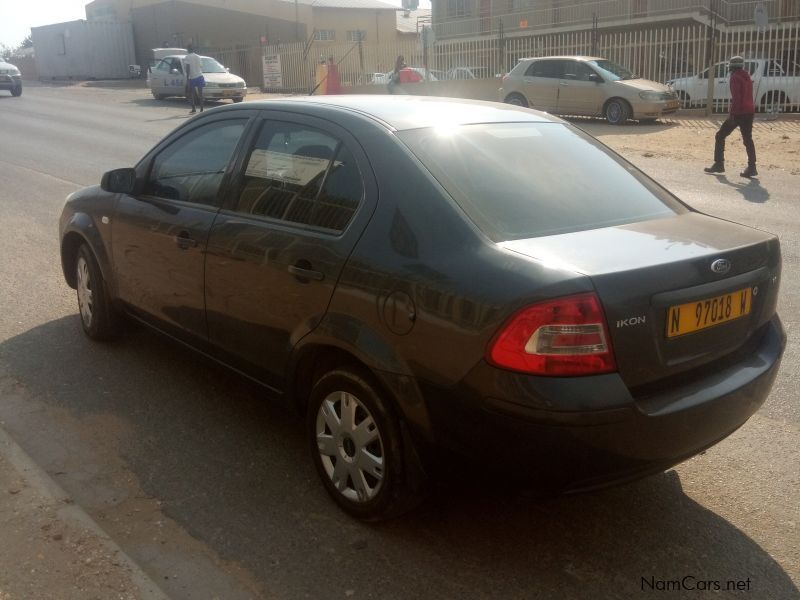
[704,0,718,117]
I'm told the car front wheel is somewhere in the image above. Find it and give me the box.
[605,98,630,125]
[11,85,22,97]
[75,244,121,340]
[308,367,417,520]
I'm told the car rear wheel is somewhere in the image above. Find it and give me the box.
[504,93,528,108]
[11,85,22,97]
[152,93,166,100]
[232,97,244,103]
[605,98,630,125]
[308,367,417,520]
[75,244,121,340]
[760,90,787,112]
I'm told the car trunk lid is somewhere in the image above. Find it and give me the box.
[500,212,781,388]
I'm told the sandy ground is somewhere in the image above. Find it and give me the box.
[581,116,800,176]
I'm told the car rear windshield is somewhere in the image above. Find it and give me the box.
[397,122,686,242]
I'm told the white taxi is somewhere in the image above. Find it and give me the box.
[148,54,247,103]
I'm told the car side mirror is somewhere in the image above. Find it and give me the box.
[587,73,603,83]
[101,168,136,194]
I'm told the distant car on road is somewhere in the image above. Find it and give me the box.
[0,60,22,97]
[147,54,247,103]
[370,67,439,85]
[500,55,680,124]
[59,96,784,520]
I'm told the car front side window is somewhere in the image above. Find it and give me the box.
[143,119,247,205]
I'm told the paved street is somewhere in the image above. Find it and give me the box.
[0,82,798,599]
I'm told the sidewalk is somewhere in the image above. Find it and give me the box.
[0,426,168,600]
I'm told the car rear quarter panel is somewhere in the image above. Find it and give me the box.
[304,123,595,427]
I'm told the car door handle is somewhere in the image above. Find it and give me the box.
[175,231,197,249]
[288,264,324,282]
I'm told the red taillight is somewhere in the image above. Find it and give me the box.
[486,293,616,376]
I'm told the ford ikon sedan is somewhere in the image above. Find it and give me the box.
[59,96,784,520]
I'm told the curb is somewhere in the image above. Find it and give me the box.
[0,424,170,600]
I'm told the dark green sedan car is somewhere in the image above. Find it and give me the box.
[59,96,785,520]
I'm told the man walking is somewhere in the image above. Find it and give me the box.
[704,55,757,178]
[184,45,205,114]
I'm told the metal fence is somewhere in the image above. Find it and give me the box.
[209,19,800,112]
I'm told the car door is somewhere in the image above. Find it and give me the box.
[556,60,605,116]
[204,113,376,390]
[520,59,562,112]
[112,114,253,343]
[165,57,186,96]
[150,59,172,96]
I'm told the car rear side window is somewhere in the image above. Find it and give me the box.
[398,122,686,242]
[144,119,247,206]
[525,60,563,78]
[233,121,363,232]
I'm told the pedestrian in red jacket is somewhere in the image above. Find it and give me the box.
[704,55,757,178]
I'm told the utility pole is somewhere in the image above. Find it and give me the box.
[704,0,719,117]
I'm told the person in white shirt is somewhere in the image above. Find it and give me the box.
[184,45,205,114]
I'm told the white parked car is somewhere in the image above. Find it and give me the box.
[446,66,491,80]
[667,58,800,110]
[147,54,247,103]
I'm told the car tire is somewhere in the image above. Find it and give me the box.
[232,97,244,103]
[605,98,630,125]
[308,366,419,521]
[676,91,691,108]
[760,90,787,112]
[75,244,121,341]
[504,93,528,107]
[153,93,166,100]
[11,85,22,97]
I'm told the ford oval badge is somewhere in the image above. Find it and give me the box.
[711,258,731,274]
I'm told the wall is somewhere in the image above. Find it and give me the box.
[131,1,305,67]
[31,20,136,80]
[310,7,399,46]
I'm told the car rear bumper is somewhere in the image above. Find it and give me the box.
[413,315,784,490]
[0,75,22,90]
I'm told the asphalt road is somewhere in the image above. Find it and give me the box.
[0,83,798,600]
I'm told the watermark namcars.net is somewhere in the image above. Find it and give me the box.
[642,576,752,592]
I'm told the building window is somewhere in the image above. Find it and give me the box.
[346,30,366,42]
[314,30,336,41]
[447,0,468,18]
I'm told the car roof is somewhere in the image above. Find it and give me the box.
[518,55,605,62]
[231,95,560,131]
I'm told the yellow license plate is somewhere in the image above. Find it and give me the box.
[666,288,752,338]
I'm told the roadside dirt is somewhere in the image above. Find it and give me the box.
[581,116,800,176]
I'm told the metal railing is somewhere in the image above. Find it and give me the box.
[214,19,800,113]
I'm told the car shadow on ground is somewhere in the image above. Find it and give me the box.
[0,317,796,599]
[571,117,681,137]
[127,96,234,110]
